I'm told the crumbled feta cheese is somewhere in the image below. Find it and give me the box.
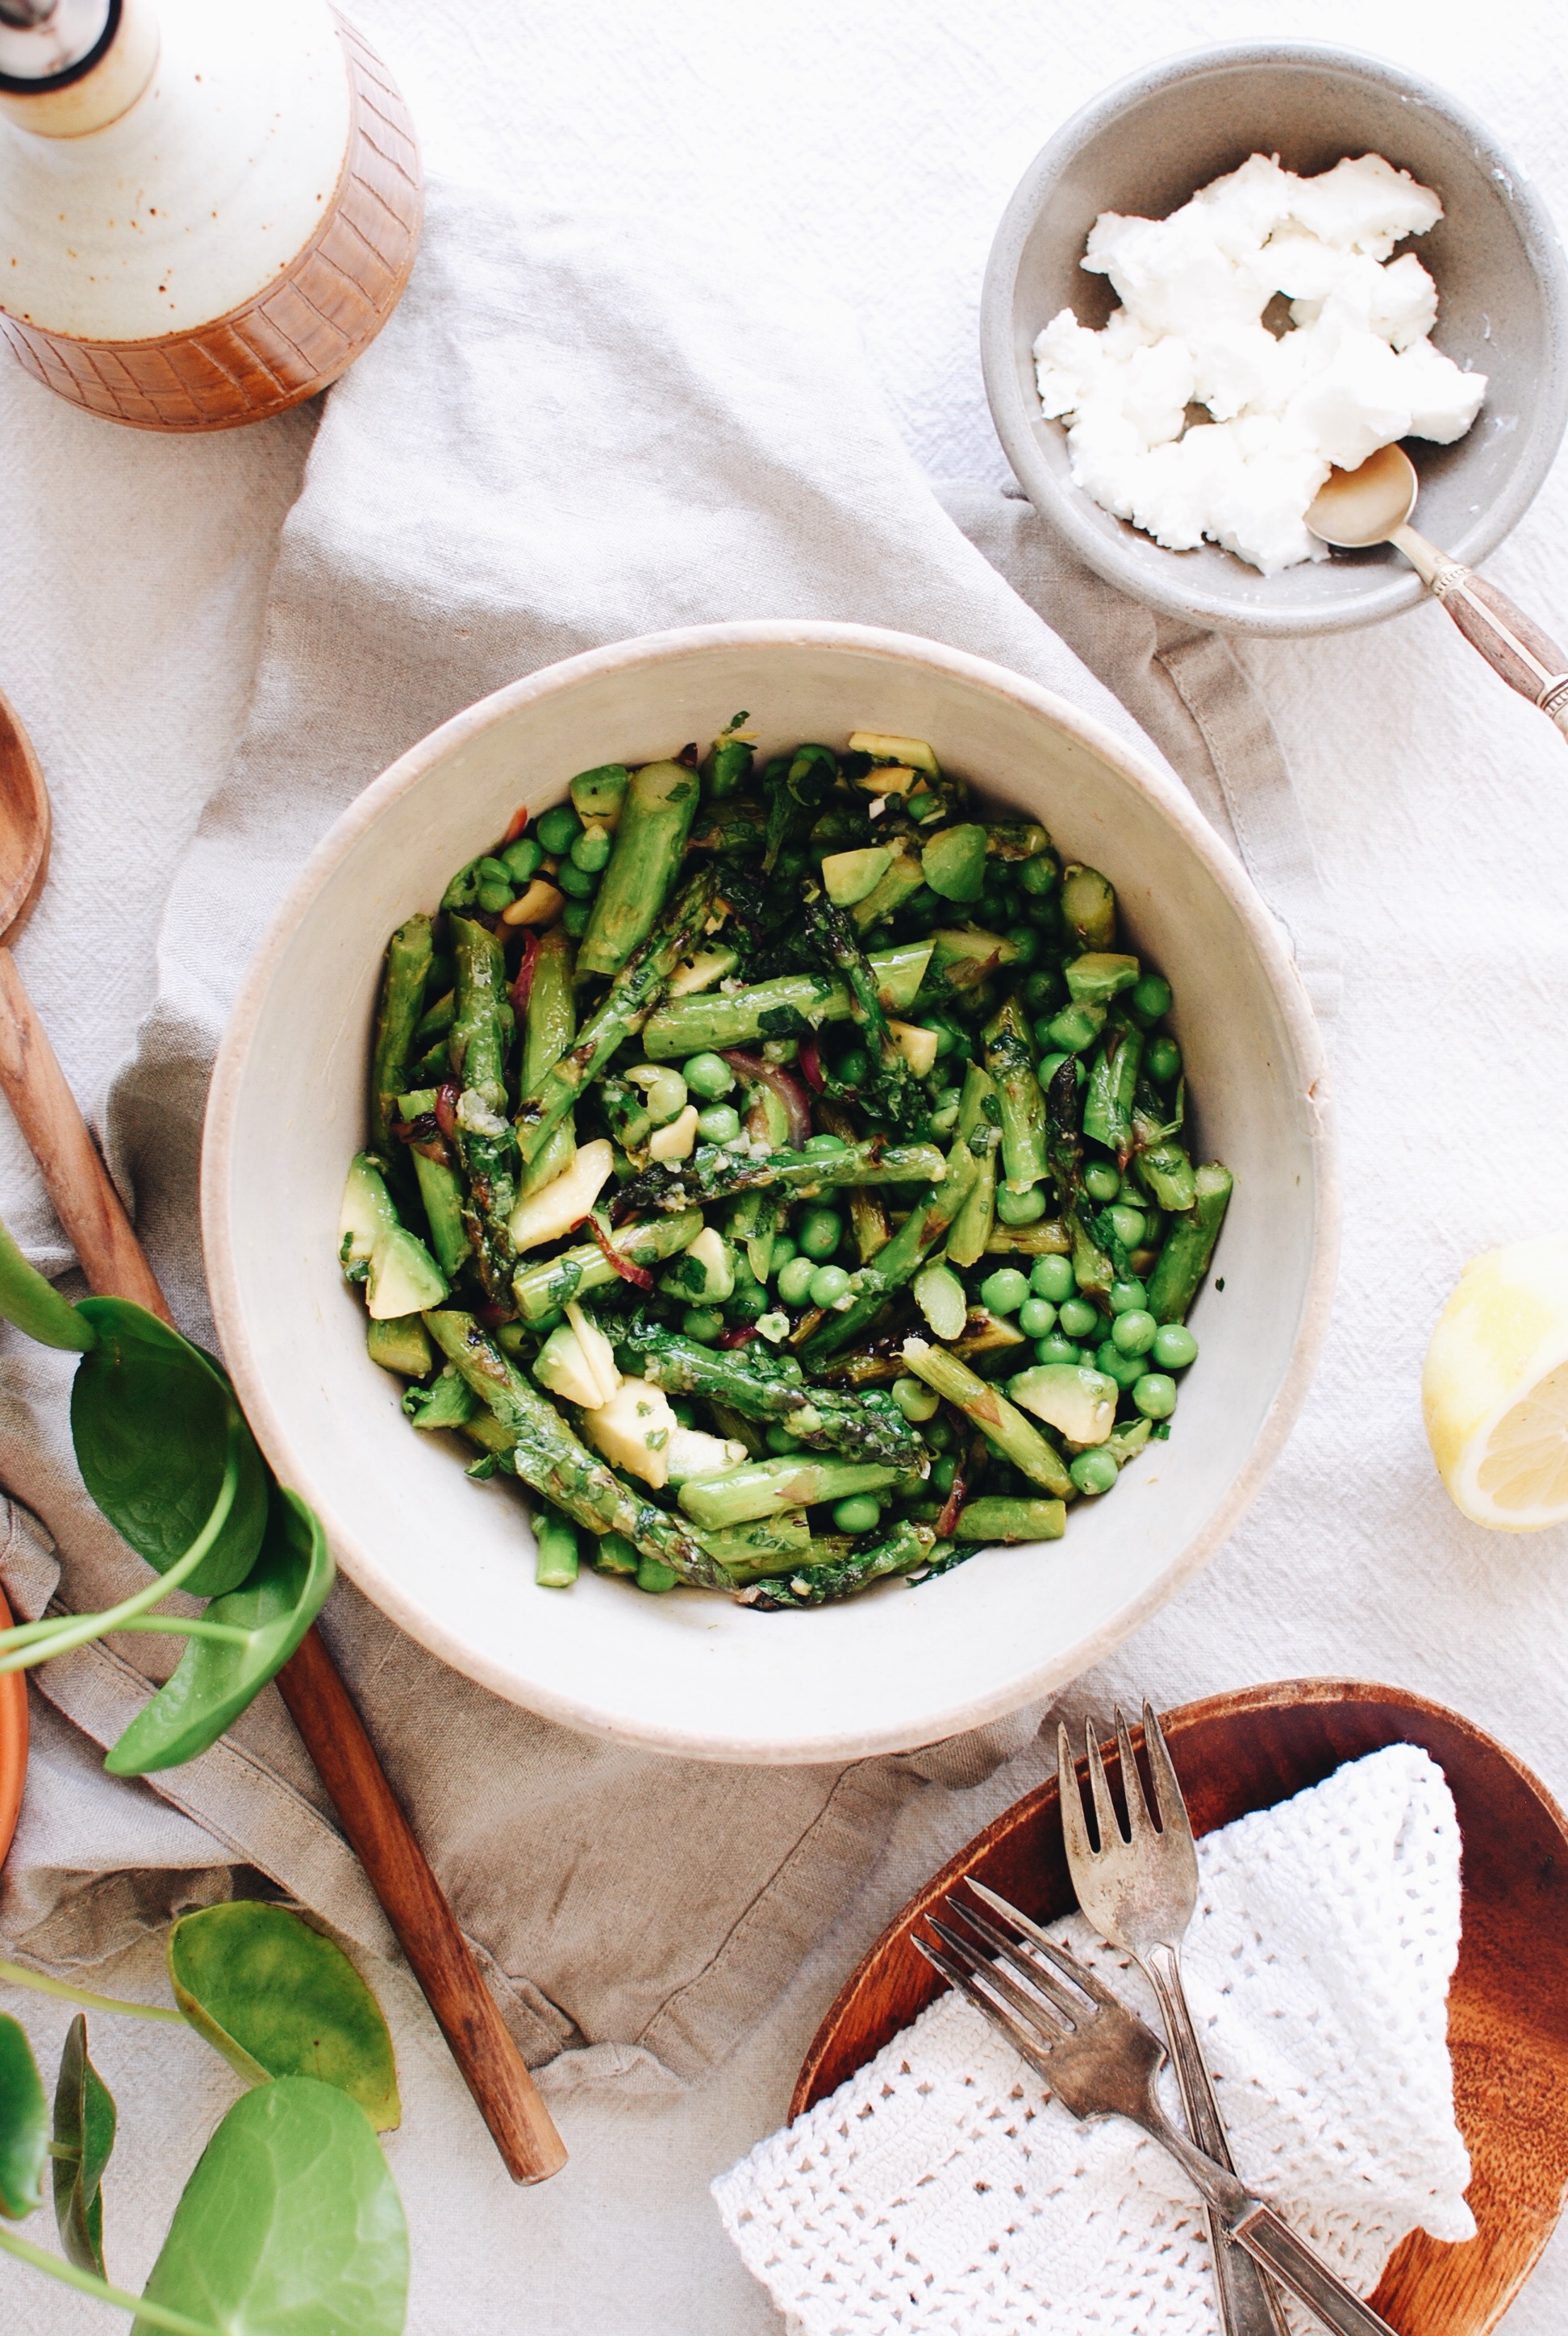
[1034,152,1486,574]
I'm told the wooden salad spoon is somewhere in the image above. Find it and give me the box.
[0,684,566,2186]
[1307,444,1568,736]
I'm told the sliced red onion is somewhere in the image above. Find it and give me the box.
[718,1324,757,1349]
[509,927,541,1015]
[722,1049,811,1149]
[798,1038,824,1094]
[434,1081,461,1141]
[586,1212,654,1289]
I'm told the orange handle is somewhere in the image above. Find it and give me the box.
[0,946,566,2181]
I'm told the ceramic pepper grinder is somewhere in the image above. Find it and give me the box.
[0,0,421,430]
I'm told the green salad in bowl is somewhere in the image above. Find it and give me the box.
[338,720,1230,1609]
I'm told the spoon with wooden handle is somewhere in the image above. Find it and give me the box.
[1307,444,1568,734]
[0,683,566,2185]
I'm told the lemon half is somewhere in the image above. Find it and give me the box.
[1423,1233,1568,1530]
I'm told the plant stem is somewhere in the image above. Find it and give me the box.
[105,1617,254,1645]
[0,2225,221,2336]
[0,1432,240,1676]
[0,1957,185,2024]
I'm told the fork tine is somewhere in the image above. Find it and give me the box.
[912,1934,1062,2084]
[967,1879,1125,2012]
[1085,1717,1126,1852]
[1141,1698,1190,1838]
[928,1913,1078,2043]
[1057,1721,1099,1871]
[946,1895,1086,2025]
[1114,1705,1151,1839]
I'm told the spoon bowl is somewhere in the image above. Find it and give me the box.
[1306,446,1420,553]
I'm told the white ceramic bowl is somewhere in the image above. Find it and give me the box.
[203,623,1336,1762]
[982,43,1568,636]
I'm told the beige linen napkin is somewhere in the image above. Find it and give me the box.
[0,177,1334,2082]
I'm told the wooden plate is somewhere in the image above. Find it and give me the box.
[0,1583,27,1867]
[792,1679,1568,2336]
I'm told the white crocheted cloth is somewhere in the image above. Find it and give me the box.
[715,1744,1475,2336]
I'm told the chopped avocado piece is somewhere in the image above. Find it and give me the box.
[339,1153,398,1275]
[1061,864,1116,949]
[665,1424,746,1481]
[569,763,630,829]
[913,1260,968,1341]
[666,947,739,997]
[404,1364,478,1431]
[848,731,940,778]
[365,1226,448,1320]
[367,1314,435,1377]
[852,841,928,931]
[659,1225,736,1304]
[1064,952,1140,1007]
[822,845,892,908]
[583,1377,680,1487]
[1007,1363,1117,1446]
[888,1019,940,1078]
[921,824,988,903]
[535,1323,618,1411]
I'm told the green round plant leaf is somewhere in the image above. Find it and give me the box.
[167,1905,399,2132]
[134,2076,407,2336]
[52,2013,116,2276]
[71,1299,269,1596]
[0,2011,46,2219]
[105,1489,333,1778]
[0,1219,94,1351]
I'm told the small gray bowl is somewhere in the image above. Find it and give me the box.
[982,43,1568,636]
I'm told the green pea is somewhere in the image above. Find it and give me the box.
[1153,1322,1199,1370]
[836,1048,870,1088]
[797,1208,842,1260]
[570,827,612,873]
[476,880,512,915]
[682,1051,735,1100]
[1108,1204,1145,1249]
[561,899,591,936]
[892,1374,939,1421]
[1003,925,1040,968]
[1022,970,1062,1015]
[777,1256,816,1305]
[682,1308,725,1344]
[1026,893,1066,936]
[1082,1160,1120,1203]
[1132,973,1173,1024]
[980,1266,1030,1316]
[1108,1278,1147,1315]
[809,1263,852,1308]
[1133,1372,1178,1420]
[1033,1333,1082,1367]
[1030,1254,1075,1303]
[1146,1034,1182,1084]
[477,857,514,886]
[766,1424,804,1454]
[995,1184,1046,1225]
[501,836,542,883]
[925,1416,954,1452]
[1095,1338,1147,1391]
[832,1493,882,1534]
[1111,1308,1157,1355]
[556,859,597,899]
[1018,1296,1057,1338]
[803,1132,848,1155]
[1057,1296,1099,1341]
[769,1235,799,1279]
[923,1020,957,1060]
[697,1103,741,1143]
[1019,853,1059,897]
[536,803,582,854]
[930,1454,958,1495]
[1070,1447,1120,1495]
[1033,1018,1062,1053]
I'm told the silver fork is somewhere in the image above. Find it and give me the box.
[1060,1704,1289,2336]
[915,1886,1399,2336]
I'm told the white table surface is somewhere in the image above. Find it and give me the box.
[4,1,1568,2329]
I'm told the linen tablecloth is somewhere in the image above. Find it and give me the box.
[2,2,1567,2330]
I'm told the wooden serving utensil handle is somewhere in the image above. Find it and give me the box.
[1398,532,1568,734]
[0,942,567,2182]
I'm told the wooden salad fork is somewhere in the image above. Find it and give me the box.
[916,1887,1400,2336]
[0,684,565,2184]
[1059,1704,1289,2336]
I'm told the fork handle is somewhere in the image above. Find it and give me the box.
[1145,1947,1291,2336]
[1228,2203,1398,2336]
